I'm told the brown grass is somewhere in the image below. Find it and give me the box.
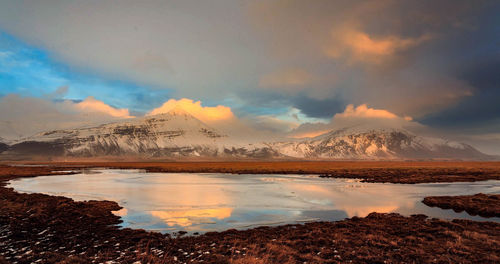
[1,163,499,263]
[423,193,500,217]
[3,160,500,183]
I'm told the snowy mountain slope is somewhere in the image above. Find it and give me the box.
[270,126,489,160]
[6,107,277,158]
[2,110,492,160]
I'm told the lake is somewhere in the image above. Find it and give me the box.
[8,169,500,234]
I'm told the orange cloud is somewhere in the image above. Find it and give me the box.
[151,208,233,227]
[74,96,133,118]
[288,130,330,139]
[287,104,416,139]
[259,68,314,90]
[335,104,398,119]
[112,208,128,217]
[148,98,234,123]
[326,29,431,63]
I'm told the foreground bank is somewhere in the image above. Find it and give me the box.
[1,163,499,263]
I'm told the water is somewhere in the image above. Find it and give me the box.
[8,169,500,234]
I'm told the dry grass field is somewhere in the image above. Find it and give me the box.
[1,162,499,263]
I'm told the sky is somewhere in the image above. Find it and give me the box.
[0,0,499,154]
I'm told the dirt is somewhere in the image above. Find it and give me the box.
[423,193,500,218]
[0,163,499,263]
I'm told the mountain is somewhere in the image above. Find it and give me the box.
[0,109,492,160]
[0,137,8,154]
[4,107,277,159]
[271,126,490,160]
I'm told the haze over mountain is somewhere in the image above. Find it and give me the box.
[0,106,492,160]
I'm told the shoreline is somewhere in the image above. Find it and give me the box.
[4,161,500,184]
[1,163,499,263]
[423,193,500,218]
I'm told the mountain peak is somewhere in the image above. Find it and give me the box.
[167,105,194,117]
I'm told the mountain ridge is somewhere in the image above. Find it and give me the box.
[0,109,494,160]
[271,127,489,160]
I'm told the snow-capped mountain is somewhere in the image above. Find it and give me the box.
[270,126,489,160]
[0,109,492,160]
[4,107,276,158]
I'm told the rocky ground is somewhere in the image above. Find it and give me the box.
[423,193,500,218]
[0,163,499,263]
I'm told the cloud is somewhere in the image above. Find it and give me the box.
[452,133,500,155]
[247,115,300,134]
[0,94,133,140]
[246,0,492,118]
[44,86,68,100]
[0,0,498,141]
[326,29,432,63]
[259,68,314,91]
[147,98,285,140]
[420,55,500,128]
[0,1,262,101]
[289,104,418,138]
[151,208,233,227]
[75,96,133,118]
[148,98,234,123]
[335,104,398,119]
[288,129,332,139]
[0,94,294,142]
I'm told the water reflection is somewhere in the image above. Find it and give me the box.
[8,169,500,233]
[113,208,128,216]
[285,183,408,217]
[151,208,233,227]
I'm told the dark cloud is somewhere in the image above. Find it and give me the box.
[418,4,500,130]
[291,95,345,119]
[243,0,499,120]
[461,57,500,95]
[420,56,500,128]
[235,89,345,119]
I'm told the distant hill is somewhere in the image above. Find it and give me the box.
[271,127,490,160]
[0,107,494,160]
[0,137,8,154]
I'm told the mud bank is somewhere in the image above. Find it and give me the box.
[1,164,499,263]
[423,193,500,218]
